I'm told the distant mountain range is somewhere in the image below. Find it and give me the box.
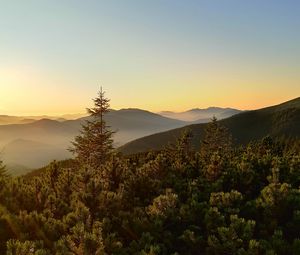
[120,97,300,154]
[0,113,86,125]
[0,106,248,174]
[159,107,242,122]
[0,109,189,173]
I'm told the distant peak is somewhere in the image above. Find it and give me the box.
[117,108,154,114]
[29,118,61,126]
[118,108,146,111]
[36,118,56,123]
[186,107,222,112]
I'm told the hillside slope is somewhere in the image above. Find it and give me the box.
[2,139,70,170]
[0,109,187,171]
[120,97,300,154]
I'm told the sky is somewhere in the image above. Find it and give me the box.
[0,0,299,115]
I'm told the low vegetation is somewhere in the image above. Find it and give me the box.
[0,91,299,254]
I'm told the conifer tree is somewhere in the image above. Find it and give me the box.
[200,117,232,159]
[199,117,232,181]
[70,87,114,169]
[0,160,8,178]
[0,160,8,199]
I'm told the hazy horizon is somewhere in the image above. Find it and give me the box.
[0,95,298,117]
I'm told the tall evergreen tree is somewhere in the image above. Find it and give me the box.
[0,160,8,178]
[200,117,232,159]
[0,160,8,204]
[70,87,114,168]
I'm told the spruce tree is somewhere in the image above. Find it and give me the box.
[199,117,232,181]
[70,87,114,169]
[0,160,8,178]
[200,116,232,159]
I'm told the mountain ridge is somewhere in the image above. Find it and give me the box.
[119,97,300,154]
[159,107,242,121]
[0,108,189,172]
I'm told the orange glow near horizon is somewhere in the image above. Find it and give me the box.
[1,1,300,116]
[0,60,299,116]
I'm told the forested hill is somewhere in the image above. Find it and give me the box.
[119,97,300,154]
[1,89,300,254]
[0,109,187,173]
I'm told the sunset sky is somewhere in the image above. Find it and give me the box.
[0,0,299,115]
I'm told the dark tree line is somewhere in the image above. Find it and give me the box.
[0,89,299,254]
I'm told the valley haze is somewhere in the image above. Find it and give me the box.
[0,106,242,174]
[1,97,299,175]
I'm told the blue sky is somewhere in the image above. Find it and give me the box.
[0,0,299,115]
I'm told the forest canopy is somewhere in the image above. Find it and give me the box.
[0,90,299,255]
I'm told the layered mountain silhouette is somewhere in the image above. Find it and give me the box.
[120,97,300,154]
[0,114,85,125]
[0,104,265,174]
[0,115,36,125]
[159,107,242,122]
[0,109,189,173]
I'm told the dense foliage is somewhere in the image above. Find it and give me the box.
[0,126,299,254]
[0,91,299,254]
